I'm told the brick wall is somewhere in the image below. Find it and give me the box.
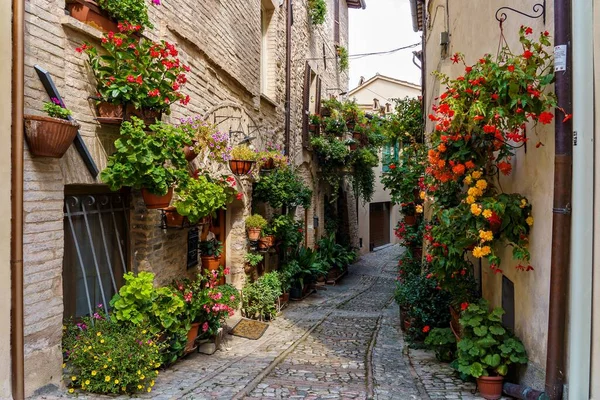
[22,0,353,395]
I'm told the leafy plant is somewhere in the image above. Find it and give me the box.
[337,46,349,72]
[308,0,326,25]
[43,98,72,119]
[230,144,258,161]
[270,214,304,255]
[244,252,264,267]
[384,97,424,144]
[100,118,189,195]
[178,117,231,163]
[242,272,282,320]
[289,246,327,289]
[97,0,152,29]
[174,174,230,223]
[425,327,457,362]
[253,168,312,209]
[77,25,190,112]
[456,300,528,378]
[245,214,268,229]
[199,239,223,258]
[316,234,356,272]
[62,310,162,395]
[349,147,379,203]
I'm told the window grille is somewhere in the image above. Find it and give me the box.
[63,192,129,318]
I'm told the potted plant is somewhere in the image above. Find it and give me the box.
[243,252,263,274]
[65,0,119,33]
[336,45,349,73]
[199,239,223,272]
[308,114,320,134]
[100,118,189,209]
[245,214,268,241]
[257,143,288,171]
[341,101,360,130]
[252,168,313,210]
[424,327,456,362]
[307,0,326,25]
[229,145,257,175]
[77,26,190,124]
[241,272,282,321]
[24,98,79,158]
[178,118,232,163]
[172,174,231,226]
[257,226,276,250]
[457,300,528,400]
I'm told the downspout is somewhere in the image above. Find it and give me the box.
[567,0,594,397]
[284,0,292,156]
[11,0,25,397]
[545,0,573,398]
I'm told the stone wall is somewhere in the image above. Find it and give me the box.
[22,0,355,396]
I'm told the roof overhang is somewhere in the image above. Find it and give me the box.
[409,0,424,32]
[347,0,366,10]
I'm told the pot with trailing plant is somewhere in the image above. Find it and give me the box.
[457,300,528,400]
[24,98,80,158]
[308,114,320,134]
[100,118,189,209]
[229,145,257,175]
[257,143,288,172]
[341,101,360,131]
[245,214,268,241]
[77,25,190,125]
[67,0,152,33]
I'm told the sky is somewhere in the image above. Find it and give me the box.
[348,0,422,90]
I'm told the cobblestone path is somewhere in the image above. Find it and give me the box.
[33,246,491,400]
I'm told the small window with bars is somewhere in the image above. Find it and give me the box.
[63,188,130,318]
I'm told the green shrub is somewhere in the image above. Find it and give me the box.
[244,252,263,267]
[245,214,268,229]
[174,174,230,223]
[308,0,326,25]
[253,168,312,209]
[97,0,152,29]
[425,327,456,362]
[242,272,282,320]
[230,144,258,161]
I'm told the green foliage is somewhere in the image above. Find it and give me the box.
[279,261,300,293]
[199,239,223,258]
[336,46,349,72]
[425,327,457,362]
[349,147,379,204]
[174,175,230,223]
[97,0,152,29]
[384,97,424,144]
[62,313,161,395]
[456,299,527,378]
[244,252,264,267]
[79,29,189,112]
[270,214,304,255]
[43,99,72,119]
[316,234,356,272]
[253,168,312,209]
[288,246,328,289]
[230,144,258,161]
[307,0,327,25]
[218,284,241,311]
[381,143,425,206]
[100,118,189,195]
[242,272,282,320]
[245,214,268,229]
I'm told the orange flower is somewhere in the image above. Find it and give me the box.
[452,164,465,175]
[437,159,446,168]
[438,143,447,152]
[497,161,512,175]
[465,160,475,169]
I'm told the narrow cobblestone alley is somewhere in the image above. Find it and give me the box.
[35,246,489,400]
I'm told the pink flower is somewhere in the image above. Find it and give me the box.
[202,322,209,332]
[236,193,243,200]
[223,267,230,275]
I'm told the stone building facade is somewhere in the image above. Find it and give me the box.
[21,0,363,396]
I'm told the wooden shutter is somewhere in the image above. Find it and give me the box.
[302,62,312,148]
[315,76,322,135]
[334,0,340,44]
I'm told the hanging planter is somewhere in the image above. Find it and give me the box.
[23,115,79,158]
[141,187,173,209]
[257,235,275,250]
[125,104,162,126]
[476,376,504,400]
[162,206,187,228]
[229,160,255,175]
[183,141,199,161]
[260,158,275,170]
[247,228,262,241]
[65,0,119,33]
[95,102,124,125]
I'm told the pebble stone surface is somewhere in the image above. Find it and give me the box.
[33,246,495,400]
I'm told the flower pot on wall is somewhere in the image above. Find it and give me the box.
[476,376,504,400]
[95,102,124,125]
[257,235,275,250]
[23,115,79,158]
[247,228,261,241]
[124,104,162,126]
[164,206,186,228]
[65,0,119,33]
[141,187,173,209]
[184,322,200,354]
[229,160,255,175]
[183,141,199,161]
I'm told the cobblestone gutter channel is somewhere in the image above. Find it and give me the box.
[33,247,493,400]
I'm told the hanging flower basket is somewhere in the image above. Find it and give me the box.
[183,141,199,161]
[95,102,124,125]
[141,187,173,209]
[65,0,119,33]
[229,160,255,175]
[162,206,188,228]
[257,235,275,250]
[23,115,79,158]
[261,158,275,170]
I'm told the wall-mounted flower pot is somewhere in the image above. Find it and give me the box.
[261,158,275,170]
[124,104,162,126]
[247,228,262,241]
[258,235,275,250]
[404,214,417,226]
[163,206,187,228]
[308,123,318,134]
[183,141,199,161]
[65,0,119,33]
[476,376,504,400]
[184,322,200,354]
[201,255,221,271]
[24,115,79,158]
[229,160,255,175]
[141,187,173,209]
[95,102,124,125]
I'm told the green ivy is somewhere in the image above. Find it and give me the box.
[253,167,312,209]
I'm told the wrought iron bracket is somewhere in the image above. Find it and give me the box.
[495,0,546,25]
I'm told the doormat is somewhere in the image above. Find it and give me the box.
[229,318,269,340]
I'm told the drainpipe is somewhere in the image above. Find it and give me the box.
[284,0,292,156]
[11,0,25,397]
[566,0,594,397]
[544,0,573,398]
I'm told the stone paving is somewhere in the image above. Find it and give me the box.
[32,246,495,400]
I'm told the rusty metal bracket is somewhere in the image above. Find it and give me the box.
[495,0,546,25]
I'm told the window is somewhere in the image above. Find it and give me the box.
[381,143,399,172]
[302,62,322,147]
[261,0,275,96]
[63,188,129,318]
[334,0,340,44]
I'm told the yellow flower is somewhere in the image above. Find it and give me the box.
[147,388,152,393]
[470,204,482,216]
[467,187,478,197]
[150,380,155,387]
[520,199,527,208]
[85,380,90,385]
[526,216,534,226]
[466,196,475,204]
[87,346,92,350]
[138,385,143,390]
[63,325,67,331]
[476,179,488,191]
[68,388,74,394]
[472,246,490,258]
[104,364,108,369]
[62,363,66,369]
[155,371,159,376]
[96,332,102,336]
[137,370,141,375]
[419,191,426,200]
[415,205,423,214]
[472,171,483,179]
[463,176,473,185]
[154,363,161,368]
[114,379,119,384]
[482,209,492,218]
[142,330,147,334]
[91,371,97,376]
[481,246,491,256]
[100,339,105,344]
[472,246,483,258]
[479,230,494,242]
[105,376,111,382]
[140,375,145,380]
[71,376,77,381]
[107,358,111,362]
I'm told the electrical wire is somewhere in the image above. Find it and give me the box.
[349,42,421,59]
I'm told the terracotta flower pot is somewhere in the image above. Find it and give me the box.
[308,123,318,133]
[95,102,124,125]
[183,141,199,161]
[229,160,255,175]
[124,104,162,126]
[258,235,275,250]
[65,0,119,33]
[141,187,173,209]
[477,376,504,400]
[261,158,275,170]
[247,227,262,241]
[201,256,225,285]
[404,214,417,226]
[23,115,79,158]
[164,206,186,228]
[185,322,200,353]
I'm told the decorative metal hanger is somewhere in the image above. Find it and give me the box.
[495,0,546,25]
